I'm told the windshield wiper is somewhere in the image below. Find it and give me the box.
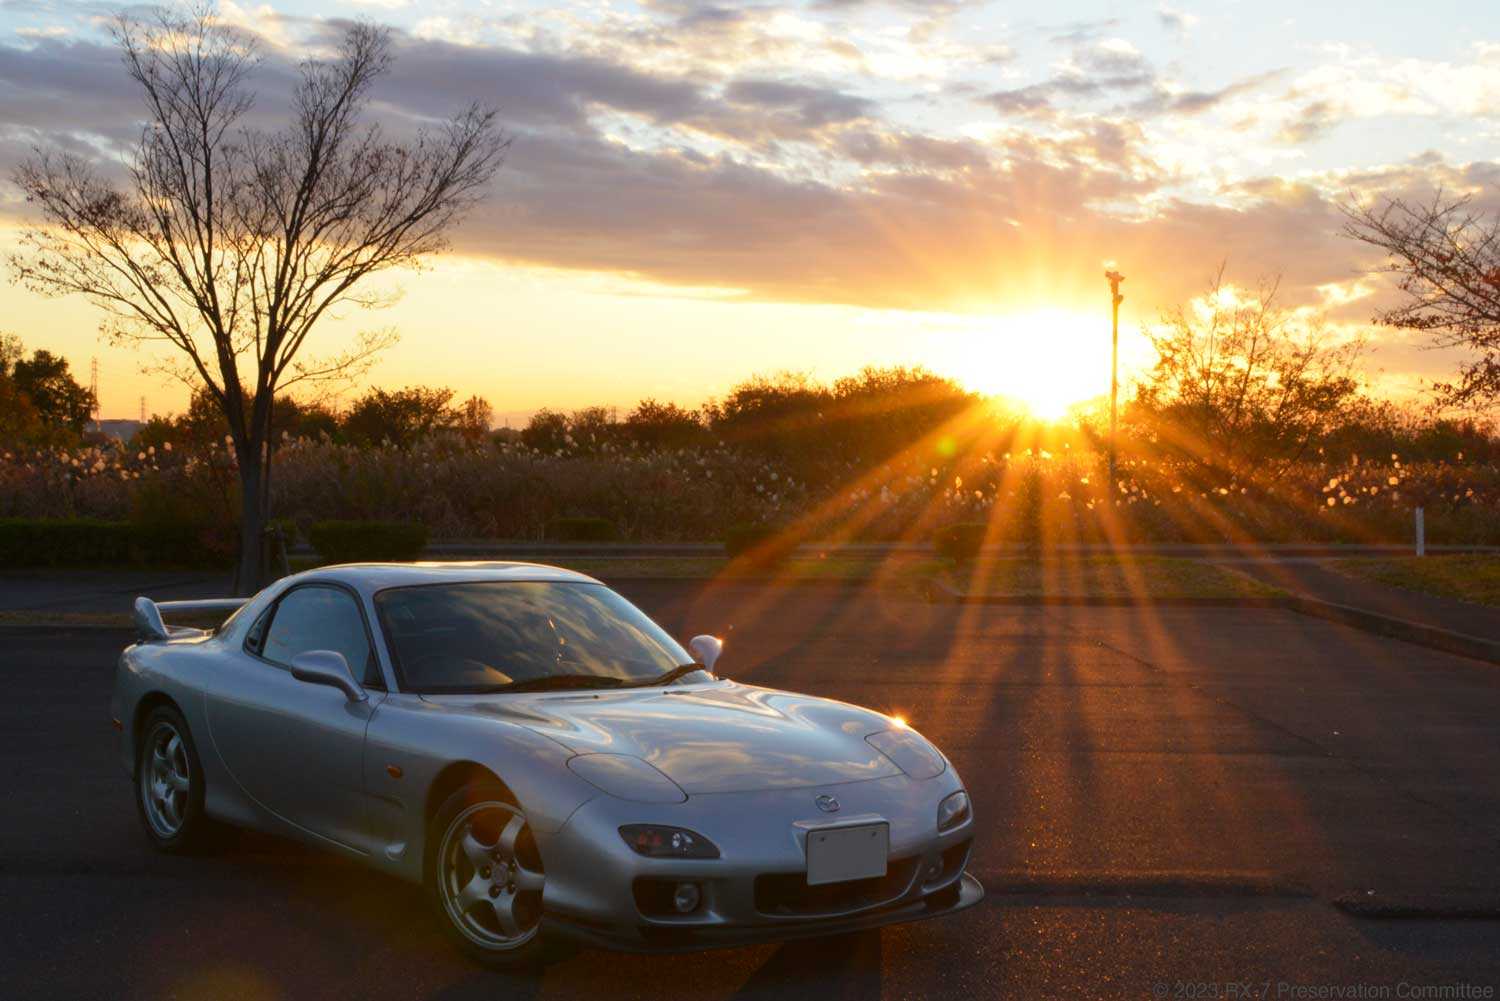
[623,663,709,688]
[491,673,627,693]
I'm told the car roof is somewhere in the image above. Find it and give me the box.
[284,561,603,596]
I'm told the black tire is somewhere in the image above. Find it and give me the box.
[425,780,563,969]
[134,704,214,853]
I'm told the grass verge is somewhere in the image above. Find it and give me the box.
[943,555,1283,599]
[1324,554,1500,607]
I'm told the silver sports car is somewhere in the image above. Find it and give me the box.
[111,562,982,966]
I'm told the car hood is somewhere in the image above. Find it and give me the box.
[424,682,903,794]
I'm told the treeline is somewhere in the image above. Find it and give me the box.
[520,367,983,481]
[122,366,995,491]
[131,385,494,453]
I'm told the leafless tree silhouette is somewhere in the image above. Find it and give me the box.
[1343,190,1500,410]
[10,4,508,592]
[1132,266,1364,476]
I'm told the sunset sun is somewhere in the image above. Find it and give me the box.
[940,310,1112,420]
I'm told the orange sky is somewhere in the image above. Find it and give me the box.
[2,2,1492,422]
[0,251,1159,424]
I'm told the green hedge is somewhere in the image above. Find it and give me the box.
[128,479,237,567]
[546,516,618,542]
[309,520,429,564]
[0,517,235,568]
[0,518,137,566]
[934,522,988,563]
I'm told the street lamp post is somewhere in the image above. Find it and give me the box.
[1105,270,1125,485]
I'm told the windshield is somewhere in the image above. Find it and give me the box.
[374,581,695,694]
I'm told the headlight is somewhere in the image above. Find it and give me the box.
[567,754,687,803]
[937,790,971,831]
[866,729,946,779]
[619,825,720,859]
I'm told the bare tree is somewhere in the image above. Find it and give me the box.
[1131,267,1364,475]
[1343,190,1500,409]
[9,4,507,592]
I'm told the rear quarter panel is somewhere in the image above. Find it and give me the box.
[112,633,248,822]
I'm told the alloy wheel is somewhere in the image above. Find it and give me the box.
[140,720,192,838]
[437,802,545,950]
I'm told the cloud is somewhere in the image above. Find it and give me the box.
[382,35,708,129]
[1276,99,1342,144]
[835,129,991,172]
[0,37,150,178]
[722,79,875,129]
[987,36,1282,123]
[437,110,1350,316]
[1133,70,1284,116]
[15,25,70,39]
[1156,4,1199,35]
[1077,38,1148,78]
[1045,18,1122,46]
[986,37,1214,119]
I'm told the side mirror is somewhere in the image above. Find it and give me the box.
[687,635,723,673]
[290,650,366,702]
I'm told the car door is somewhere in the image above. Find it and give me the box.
[204,583,384,853]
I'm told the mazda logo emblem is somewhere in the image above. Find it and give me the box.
[814,794,840,813]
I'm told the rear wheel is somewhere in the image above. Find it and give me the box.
[427,781,555,968]
[134,705,212,853]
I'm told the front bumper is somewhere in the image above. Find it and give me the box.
[536,771,980,952]
[548,872,984,953]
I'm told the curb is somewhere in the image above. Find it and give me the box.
[1285,596,1500,666]
[1333,891,1500,920]
[926,578,1291,609]
[932,592,1291,609]
[972,868,1314,901]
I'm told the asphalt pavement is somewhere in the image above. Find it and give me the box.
[3,580,1499,999]
[1224,556,1500,646]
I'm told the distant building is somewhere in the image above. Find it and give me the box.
[87,419,147,442]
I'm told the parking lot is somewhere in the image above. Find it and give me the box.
[4,580,1499,999]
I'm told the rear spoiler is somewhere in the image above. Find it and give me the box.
[133,597,248,642]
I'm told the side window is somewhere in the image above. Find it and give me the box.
[260,586,381,688]
[244,607,273,657]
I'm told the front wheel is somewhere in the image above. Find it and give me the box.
[427,782,556,968]
[134,705,212,853]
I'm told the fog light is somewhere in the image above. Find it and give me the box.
[672,881,701,913]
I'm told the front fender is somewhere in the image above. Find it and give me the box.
[364,695,601,883]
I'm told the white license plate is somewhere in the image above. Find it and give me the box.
[805,822,889,886]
